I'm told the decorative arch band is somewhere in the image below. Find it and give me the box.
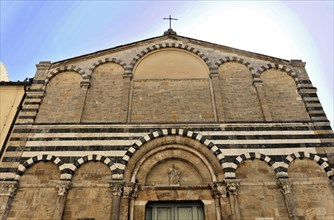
[118,128,226,175]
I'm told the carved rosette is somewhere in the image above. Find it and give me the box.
[277,178,292,194]
[209,181,227,198]
[0,181,18,197]
[56,180,71,196]
[225,180,239,196]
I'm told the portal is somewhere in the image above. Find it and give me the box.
[145,201,204,220]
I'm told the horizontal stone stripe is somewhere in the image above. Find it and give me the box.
[10,136,141,141]
[204,134,332,140]
[12,125,326,134]
[212,138,321,144]
[23,140,136,147]
[10,133,331,142]
[6,145,130,152]
[21,151,126,158]
[217,142,332,148]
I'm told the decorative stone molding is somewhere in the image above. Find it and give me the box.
[277,178,292,194]
[56,180,71,196]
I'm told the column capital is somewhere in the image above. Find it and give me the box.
[277,178,292,194]
[123,182,140,199]
[0,181,18,197]
[109,180,125,196]
[56,180,71,196]
[225,179,240,196]
[209,181,227,198]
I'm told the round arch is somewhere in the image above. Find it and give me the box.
[128,42,214,76]
[88,57,127,76]
[44,65,86,89]
[231,152,282,179]
[257,63,301,87]
[15,154,63,181]
[69,154,117,180]
[215,56,257,80]
[283,151,333,179]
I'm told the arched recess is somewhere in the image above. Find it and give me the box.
[235,158,288,219]
[260,67,309,121]
[230,152,282,179]
[8,160,60,219]
[45,65,86,88]
[82,62,125,122]
[66,154,117,180]
[35,71,83,123]
[287,154,334,219]
[130,46,215,123]
[63,159,113,220]
[15,154,63,180]
[129,42,213,76]
[283,152,333,179]
[217,61,263,121]
[123,132,225,220]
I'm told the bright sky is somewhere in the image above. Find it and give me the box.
[1,1,333,126]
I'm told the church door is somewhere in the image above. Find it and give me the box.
[145,201,204,220]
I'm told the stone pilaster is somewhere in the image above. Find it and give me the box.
[79,81,91,122]
[210,73,224,122]
[0,181,19,220]
[226,180,241,220]
[52,180,71,220]
[121,74,132,123]
[253,81,272,121]
[209,181,227,220]
[277,178,298,220]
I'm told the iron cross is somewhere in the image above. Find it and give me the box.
[163,15,177,29]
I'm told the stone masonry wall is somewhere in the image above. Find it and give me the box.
[261,69,310,121]
[236,160,289,219]
[218,62,263,121]
[35,72,83,123]
[7,162,59,220]
[63,162,113,220]
[82,63,125,122]
[130,79,214,122]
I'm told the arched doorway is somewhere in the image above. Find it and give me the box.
[122,135,225,220]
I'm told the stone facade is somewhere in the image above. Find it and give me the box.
[0,32,333,220]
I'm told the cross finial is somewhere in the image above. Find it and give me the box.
[163,15,177,29]
[163,15,178,35]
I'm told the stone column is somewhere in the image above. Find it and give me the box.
[52,180,71,220]
[124,183,139,220]
[277,178,298,220]
[253,81,272,121]
[209,181,227,220]
[226,180,241,220]
[110,180,125,220]
[0,181,18,220]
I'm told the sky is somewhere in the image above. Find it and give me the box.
[0,1,333,126]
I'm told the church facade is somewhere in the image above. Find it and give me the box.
[0,30,333,220]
